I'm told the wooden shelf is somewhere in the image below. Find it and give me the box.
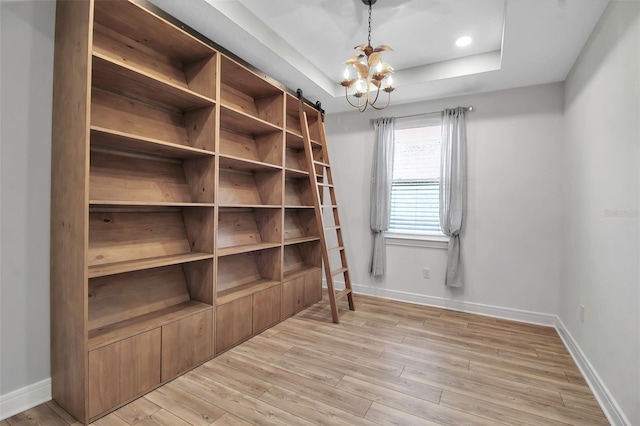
[285,168,309,179]
[283,208,318,243]
[285,131,304,148]
[283,242,321,278]
[88,301,211,351]
[216,279,280,306]
[217,208,281,256]
[92,53,215,111]
[93,1,214,64]
[217,242,281,257]
[89,148,215,205]
[219,155,282,172]
[90,200,214,208]
[219,127,282,167]
[283,265,322,281]
[91,126,214,159]
[89,210,214,272]
[217,248,281,306]
[218,168,282,206]
[284,178,314,207]
[88,252,214,278]
[92,88,216,152]
[220,56,283,127]
[284,236,320,246]
[220,105,282,135]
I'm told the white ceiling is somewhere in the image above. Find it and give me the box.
[148,0,610,113]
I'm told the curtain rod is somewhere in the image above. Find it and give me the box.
[369,106,473,124]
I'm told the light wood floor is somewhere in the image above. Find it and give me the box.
[2,294,609,426]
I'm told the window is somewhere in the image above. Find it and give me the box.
[388,114,444,237]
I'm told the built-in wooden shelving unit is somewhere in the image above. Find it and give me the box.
[51,1,323,424]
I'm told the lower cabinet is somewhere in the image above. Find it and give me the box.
[282,269,322,319]
[88,310,213,419]
[88,329,161,419]
[216,296,253,354]
[303,269,322,307]
[161,310,213,381]
[216,285,282,354]
[253,285,281,333]
[282,276,304,318]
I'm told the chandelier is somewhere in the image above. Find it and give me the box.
[341,0,394,112]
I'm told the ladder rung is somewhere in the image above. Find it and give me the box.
[313,161,330,168]
[331,267,348,276]
[335,288,352,301]
[325,226,341,231]
[329,246,344,253]
[322,205,337,208]
[317,183,334,188]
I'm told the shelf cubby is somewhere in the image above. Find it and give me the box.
[285,133,323,174]
[90,126,214,160]
[89,148,215,205]
[218,168,282,207]
[93,0,216,101]
[285,94,322,144]
[285,94,303,136]
[216,248,281,305]
[283,241,322,281]
[284,209,319,245]
[219,127,283,168]
[285,177,314,207]
[91,88,216,153]
[88,261,213,351]
[217,208,282,256]
[88,208,214,275]
[220,56,284,127]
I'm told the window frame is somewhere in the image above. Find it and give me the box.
[385,113,449,247]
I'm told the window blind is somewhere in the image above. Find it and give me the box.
[389,181,441,233]
[388,117,443,235]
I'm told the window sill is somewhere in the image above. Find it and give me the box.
[384,232,449,249]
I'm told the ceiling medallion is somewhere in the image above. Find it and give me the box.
[340,0,394,112]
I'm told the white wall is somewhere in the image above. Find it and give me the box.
[561,2,640,425]
[0,0,55,406]
[325,83,565,322]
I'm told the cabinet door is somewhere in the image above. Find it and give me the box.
[88,329,161,419]
[304,269,322,307]
[216,296,252,354]
[253,285,281,333]
[162,309,213,381]
[88,343,120,419]
[281,276,304,319]
[120,328,161,401]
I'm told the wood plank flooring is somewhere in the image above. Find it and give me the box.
[3,294,609,426]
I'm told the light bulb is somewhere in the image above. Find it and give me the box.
[376,62,382,73]
[355,79,362,92]
[386,75,393,88]
[343,66,350,80]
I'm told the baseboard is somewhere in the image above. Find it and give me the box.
[555,317,631,426]
[0,378,51,421]
[330,281,556,326]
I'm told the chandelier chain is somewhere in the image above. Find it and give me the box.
[367,2,372,47]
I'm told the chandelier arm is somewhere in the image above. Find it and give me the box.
[368,90,392,110]
[344,87,366,109]
[369,84,381,106]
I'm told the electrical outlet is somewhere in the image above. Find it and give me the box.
[423,268,431,279]
[580,304,585,323]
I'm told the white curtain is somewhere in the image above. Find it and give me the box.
[369,117,395,276]
[440,107,467,287]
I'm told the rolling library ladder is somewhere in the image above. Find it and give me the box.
[297,91,355,323]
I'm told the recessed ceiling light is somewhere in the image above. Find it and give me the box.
[456,36,472,47]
